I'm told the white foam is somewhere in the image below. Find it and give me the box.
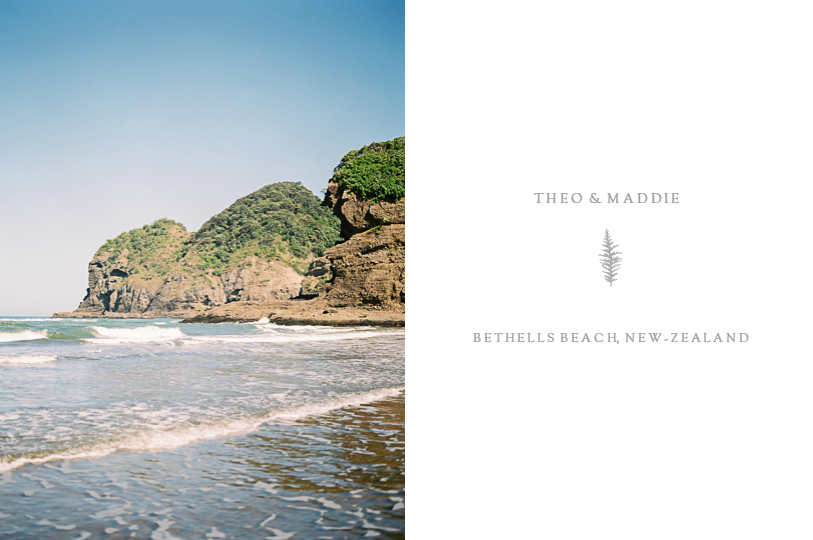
[84,326,185,344]
[0,318,61,322]
[271,387,403,421]
[0,330,48,342]
[256,323,359,333]
[0,355,57,365]
[0,387,403,473]
[35,519,76,531]
[185,330,400,345]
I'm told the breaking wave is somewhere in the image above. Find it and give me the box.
[84,326,186,344]
[0,330,48,342]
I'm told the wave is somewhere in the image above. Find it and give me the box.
[255,323,371,333]
[84,326,186,344]
[46,332,81,341]
[0,387,404,473]
[184,330,400,345]
[0,355,57,365]
[0,318,62,322]
[0,330,48,342]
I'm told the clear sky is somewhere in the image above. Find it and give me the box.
[0,0,404,315]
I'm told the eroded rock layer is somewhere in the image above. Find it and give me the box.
[323,181,406,238]
[319,224,405,309]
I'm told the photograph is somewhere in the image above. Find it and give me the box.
[0,1,404,538]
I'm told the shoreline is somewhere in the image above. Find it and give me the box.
[0,387,404,474]
[53,300,405,327]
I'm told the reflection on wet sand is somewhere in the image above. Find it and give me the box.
[0,393,405,539]
[243,394,405,490]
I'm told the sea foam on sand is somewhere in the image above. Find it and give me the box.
[0,386,404,472]
[0,355,57,365]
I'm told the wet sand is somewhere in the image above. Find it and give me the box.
[0,393,405,539]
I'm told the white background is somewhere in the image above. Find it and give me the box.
[409,1,813,538]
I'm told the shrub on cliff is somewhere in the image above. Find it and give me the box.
[332,137,405,202]
[97,219,188,277]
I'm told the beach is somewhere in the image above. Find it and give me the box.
[0,317,404,539]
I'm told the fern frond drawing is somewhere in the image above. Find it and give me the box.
[599,229,621,287]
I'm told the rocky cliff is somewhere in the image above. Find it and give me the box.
[323,181,406,239]
[318,183,405,309]
[55,183,340,319]
[179,189,406,324]
[181,137,406,325]
[317,137,405,310]
[56,137,406,323]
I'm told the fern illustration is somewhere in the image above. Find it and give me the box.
[599,229,621,287]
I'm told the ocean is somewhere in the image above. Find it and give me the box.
[0,317,405,539]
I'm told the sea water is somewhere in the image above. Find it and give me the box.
[0,317,404,539]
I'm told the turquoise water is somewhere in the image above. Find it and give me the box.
[0,317,405,539]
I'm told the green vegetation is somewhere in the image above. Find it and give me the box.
[97,219,186,259]
[96,219,188,280]
[98,182,341,281]
[332,136,405,202]
[182,182,341,273]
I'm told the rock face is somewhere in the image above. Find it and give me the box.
[319,224,405,308]
[317,182,406,310]
[299,257,332,295]
[323,182,406,239]
[74,266,160,316]
[306,257,331,278]
[56,254,304,319]
[142,258,302,317]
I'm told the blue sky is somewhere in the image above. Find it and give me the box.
[0,0,404,315]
